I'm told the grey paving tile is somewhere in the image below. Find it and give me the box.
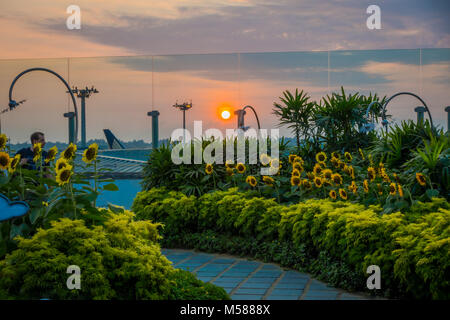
[231,294,263,300]
[235,288,268,295]
[245,277,278,283]
[303,296,337,300]
[270,289,303,296]
[308,280,336,291]
[340,294,365,300]
[212,258,236,264]
[266,295,299,300]
[274,282,307,289]
[240,282,273,289]
[194,271,220,277]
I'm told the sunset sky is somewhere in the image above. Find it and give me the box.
[0,1,448,143]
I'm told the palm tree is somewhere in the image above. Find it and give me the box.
[273,89,315,150]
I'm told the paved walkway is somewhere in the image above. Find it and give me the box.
[162,248,373,300]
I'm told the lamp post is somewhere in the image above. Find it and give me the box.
[445,106,450,132]
[8,67,79,142]
[414,106,426,124]
[69,86,98,149]
[173,101,192,142]
[147,110,160,149]
[234,105,261,131]
[63,112,76,144]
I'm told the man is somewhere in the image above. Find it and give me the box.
[16,132,49,170]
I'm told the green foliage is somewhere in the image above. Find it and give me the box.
[133,188,450,299]
[273,89,316,150]
[0,210,229,300]
[314,87,386,152]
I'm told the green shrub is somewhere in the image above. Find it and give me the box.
[133,187,450,299]
[0,210,229,300]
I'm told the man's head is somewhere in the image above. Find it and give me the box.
[30,132,45,148]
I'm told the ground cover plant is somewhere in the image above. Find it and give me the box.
[0,135,229,300]
[132,187,449,300]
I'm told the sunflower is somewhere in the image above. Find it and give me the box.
[302,179,312,189]
[344,152,352,162]
[331,152,340,160]
[339,188,348,200]
[346,166,355,179]
[331,158,340,168]
[0,134,7,150]
[56,167,73,186]
[236,162,246,174]
[331,173,343,185]
[262,176,274,186]
[8,154,21,173]
[288,154,297,164]
[226,167,234,176]
[398,184,404,197]
[389,183,397,195]
[359,148,365,160]
[205,163,213,175]
[314,176,323,188]
[367,167,376,182]
[363,180,369,193]
[55,158,69,172]
[290,175,301,187]
[393,173,400,183]
[348,181,358,194]
[378,162,385,175]
[0,152,11,170]
[62,143,77,161]
[322,169,333,180]
[292,169,301,177]
[293,162,303,172]
[246,175,257,187]
[315,152,327,164]
[377,183,383,195]
[82,143,98,164]
[313,163,323,176]
[260,153,271,166]
[338,160,346,170]
[416,173,426,186]
[381,171,391,183]
[225,160,235,169]
[329,189,337,200]
[32,143,42,163]
[45,146,58,164]
[270,158,280,168]
[293,156,304,165]
[323,179,332,187]
[307,172,314,180]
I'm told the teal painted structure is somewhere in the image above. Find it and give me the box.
[147,111,160,149]
[64,112,75,144]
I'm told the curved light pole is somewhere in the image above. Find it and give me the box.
[8,67,79,143]
[235,105,261,131]
[363,92,434,135]
[380,92,434,133]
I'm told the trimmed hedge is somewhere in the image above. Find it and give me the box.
[0,210,229,300]
[132,188,450,299]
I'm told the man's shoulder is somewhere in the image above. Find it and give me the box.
[16,147,32,155]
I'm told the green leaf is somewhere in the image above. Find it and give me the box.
[425,189,439,200]
[108,204,125,214]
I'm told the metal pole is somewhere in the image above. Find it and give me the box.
[147,111,160,149]
[414,106,426,124]
[81,95,86,148]
[64,112,75,144]
[8,67,79,143]
[445,106,450,132]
